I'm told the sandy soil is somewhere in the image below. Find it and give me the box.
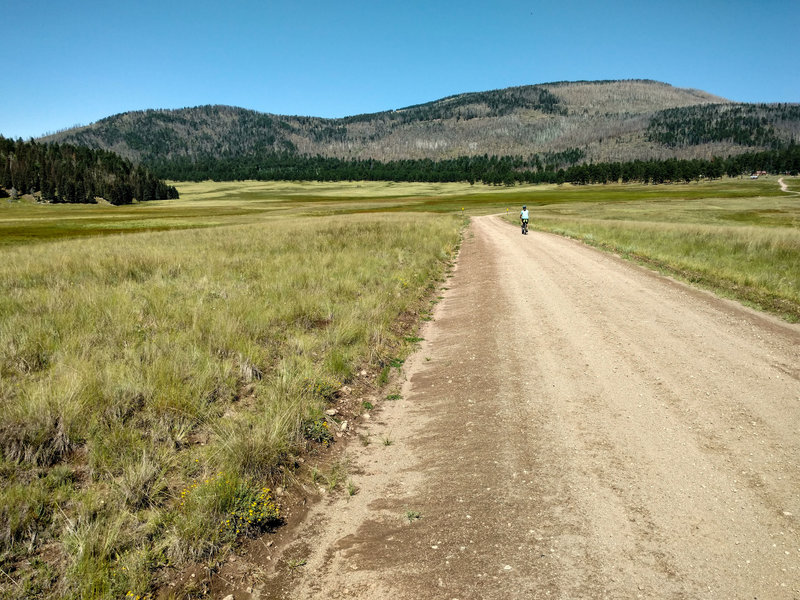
[254,215,800,599]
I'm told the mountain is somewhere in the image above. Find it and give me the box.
[41,80,800,177]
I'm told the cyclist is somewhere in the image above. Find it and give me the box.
[520,205,529,234]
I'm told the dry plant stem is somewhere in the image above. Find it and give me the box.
[0,568,21,590]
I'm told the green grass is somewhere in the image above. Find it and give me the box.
[1,177,783,247]
[0,211,461,598]
[0,180,490,246]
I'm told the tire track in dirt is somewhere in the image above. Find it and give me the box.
[263,215,800,599]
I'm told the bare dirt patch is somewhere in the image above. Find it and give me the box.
[226,215,800,599]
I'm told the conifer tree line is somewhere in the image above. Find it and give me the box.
[647,104,800,149]
[148,144,800,186]
[339,85,566,125]
[0,136,179,204]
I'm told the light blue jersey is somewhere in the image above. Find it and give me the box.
[520,209,529,220]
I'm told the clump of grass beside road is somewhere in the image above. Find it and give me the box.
[0,212,460,598]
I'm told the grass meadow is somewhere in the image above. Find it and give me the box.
[1,175,797,598]
[0,207,461,598]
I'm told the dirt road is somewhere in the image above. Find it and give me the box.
[268,215,800,599]
[779,177,797,195]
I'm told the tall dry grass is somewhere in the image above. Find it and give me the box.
[0,212,461,598]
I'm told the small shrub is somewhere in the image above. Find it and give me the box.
[173,472,281,560]
[304,377,341,403]
[303,419,333,446]
[226,485,281,535]
[404,509,421,522]
[286,557,307,571]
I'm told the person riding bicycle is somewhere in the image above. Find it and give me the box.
[520,205,529,232]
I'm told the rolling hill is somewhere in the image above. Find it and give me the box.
[41,80,800,179]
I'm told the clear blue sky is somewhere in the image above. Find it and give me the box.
[2,0,798,140]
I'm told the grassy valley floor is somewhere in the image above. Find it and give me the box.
[0,175,798,598]
[0,210,461,598]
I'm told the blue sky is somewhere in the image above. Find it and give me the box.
[2,0,798,140]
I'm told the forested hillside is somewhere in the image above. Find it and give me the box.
[152,145,800,185]
[0,137,179,204]
[647,103,800,148]
[39,80,800,183]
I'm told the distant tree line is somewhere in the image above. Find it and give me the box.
[147,144,800,186]
[147,153,575,185]
[0,136,179,204]
[557,145,799,184]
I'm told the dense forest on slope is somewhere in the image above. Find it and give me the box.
[647,104,800,148]
[341,85,567,124]
[150,145,800,185]
[52,105,298,162]
[0,136,179,204]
